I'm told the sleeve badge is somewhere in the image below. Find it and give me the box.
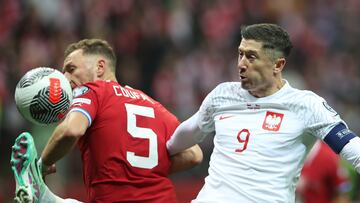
[73,86,90,98]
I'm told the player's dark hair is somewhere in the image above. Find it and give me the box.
[241,23,293,58]
[64,39,117,72]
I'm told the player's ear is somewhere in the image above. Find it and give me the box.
[96,59,105,77]
[274,58,286,73]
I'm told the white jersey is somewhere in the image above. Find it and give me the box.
[194,80,344,203]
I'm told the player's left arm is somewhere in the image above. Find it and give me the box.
[40,111,88,175]
[323,123,360,173]
[305,95,360,173]
[339,137,360,174]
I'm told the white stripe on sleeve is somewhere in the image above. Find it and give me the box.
[68,108,92,127]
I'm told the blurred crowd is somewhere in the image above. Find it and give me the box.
[1,0,360,202]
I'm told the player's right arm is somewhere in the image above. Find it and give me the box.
[40,111,88,176]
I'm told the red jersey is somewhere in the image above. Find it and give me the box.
[297,142,350,203]
[68,80,179,203]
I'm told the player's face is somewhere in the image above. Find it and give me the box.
[63,49,97,89]
[237,39,279,97]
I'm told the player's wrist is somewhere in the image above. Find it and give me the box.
[38,158,50,172]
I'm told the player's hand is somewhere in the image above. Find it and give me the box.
[42,163,56,176]
[38,160,56,180]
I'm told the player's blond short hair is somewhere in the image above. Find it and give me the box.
[65,39,117,72]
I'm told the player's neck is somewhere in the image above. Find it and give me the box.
[102,72,118,82]
[249,79,285,98]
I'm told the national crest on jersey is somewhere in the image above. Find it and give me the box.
[262,111,284,131]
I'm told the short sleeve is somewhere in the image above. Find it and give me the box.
[303,94,345,139]
[197,84,225,133]
[68,85,99,126]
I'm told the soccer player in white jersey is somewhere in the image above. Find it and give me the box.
[167,23,360,203]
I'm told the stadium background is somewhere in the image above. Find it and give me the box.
[1,0,360,202]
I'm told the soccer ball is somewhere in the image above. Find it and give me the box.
[15,67,73,125]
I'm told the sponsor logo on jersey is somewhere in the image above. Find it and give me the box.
[73,86,90,98]
[322,102,338,116]
[262,111,284,131]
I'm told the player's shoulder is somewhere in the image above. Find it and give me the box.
[76,80,106,91]
[284,84,325,105]
[209,81,241,95]
[72,80,114,98]
[282,84,339,117]
[85,80,112,89]
[214,81,241,89]
[201,82,242,109]
[73,85,92,98]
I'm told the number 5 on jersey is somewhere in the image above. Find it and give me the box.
[125,103,158,169]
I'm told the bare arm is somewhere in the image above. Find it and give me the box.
[169,144,203,174]
[40,112,88,167]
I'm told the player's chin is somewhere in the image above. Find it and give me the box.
[240,81,251,90]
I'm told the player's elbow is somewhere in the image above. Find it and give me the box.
[62,125,85,139]
[51,121,83,145]
[60,118,86,139]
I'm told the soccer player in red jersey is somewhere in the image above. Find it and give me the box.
[12,39,202,203]
[297,141,351,203]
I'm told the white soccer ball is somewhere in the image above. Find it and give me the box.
[15,67,73,125]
